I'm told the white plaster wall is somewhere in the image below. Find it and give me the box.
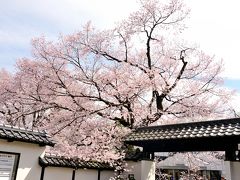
[100,170,115,180]
[126,161,141,180]
[230,162,240,180]
[44,168,114,180]
[0,139,45,180]
[224,161,231,179]
[141,160,155,180]
[0,139,120,180]
[44,167,73,180]
[224,161,240,180]
[75,169,98,180]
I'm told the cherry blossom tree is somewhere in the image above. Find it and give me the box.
[0,0,234,165]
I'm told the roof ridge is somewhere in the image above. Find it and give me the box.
[40,154,114,169]
[44,154,107,163]
[125,117,240,153]
[0,124,55,146]
[0,123,47,135]
[136,117,240,130]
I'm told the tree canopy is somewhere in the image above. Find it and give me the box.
[0,0,234,163]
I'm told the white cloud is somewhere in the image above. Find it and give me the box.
[183,0,240,79]
[0,0,139,49]
[0,0,139,31]
[0,0,240,80]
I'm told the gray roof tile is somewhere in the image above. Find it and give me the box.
[0,124,55,146]
[125,118,240,143]
[39,155,114,170]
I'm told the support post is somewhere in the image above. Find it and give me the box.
[143,148,154,160]
[40,166,45,180]
[225,149,237,161]
[98,169,101,180]
[72,169,76,180]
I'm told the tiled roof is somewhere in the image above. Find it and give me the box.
[39,155,114,170]
[0,124,55,146]
[124,118,240,152]
[125,118,240,142]
[157,153,224,171]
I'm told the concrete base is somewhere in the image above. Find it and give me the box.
[141,160,155,180]
[224,161,240,180]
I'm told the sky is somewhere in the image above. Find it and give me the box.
[0,0,240,94]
